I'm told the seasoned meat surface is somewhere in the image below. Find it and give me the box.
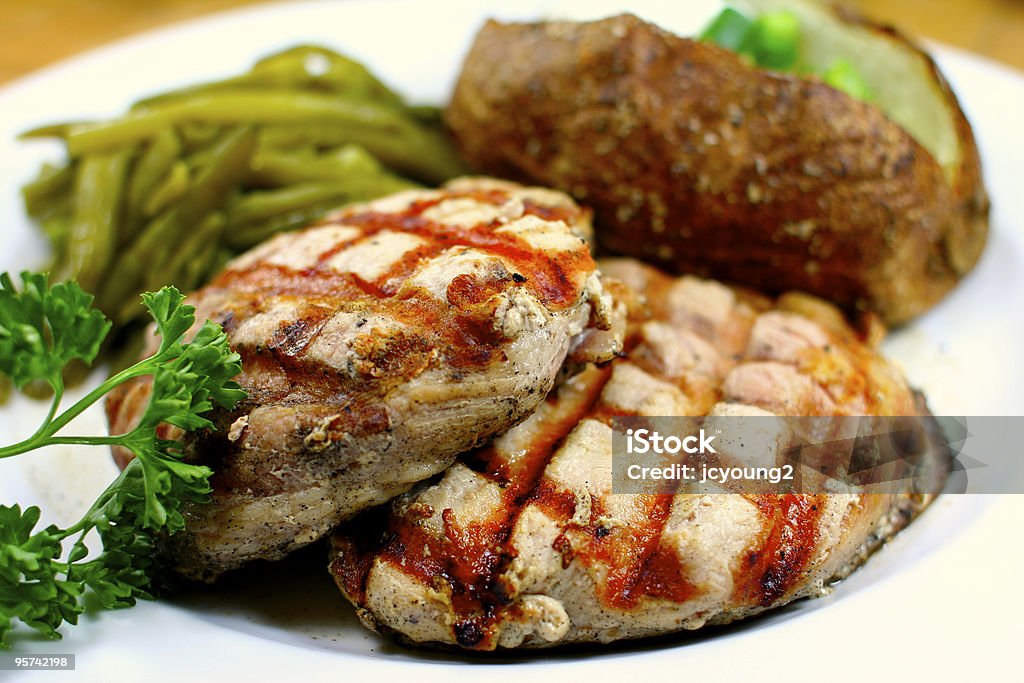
[106,178,616,581]
[329,259,939,649]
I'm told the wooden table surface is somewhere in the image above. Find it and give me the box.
[1,0,1022,85]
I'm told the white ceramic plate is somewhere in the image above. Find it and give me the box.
[1,1,1021,680]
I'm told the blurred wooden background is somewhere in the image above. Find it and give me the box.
[1,0,1023,84]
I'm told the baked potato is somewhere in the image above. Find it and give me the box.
[445,1,989,324]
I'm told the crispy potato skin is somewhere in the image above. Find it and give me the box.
[445,13,989,324]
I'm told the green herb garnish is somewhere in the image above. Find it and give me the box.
[700,7,874,101]
[0,272,244,646]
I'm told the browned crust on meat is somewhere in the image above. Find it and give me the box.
[330,364,616,649]
[329,260,940,650]
[106,179,610,580]
[110,181,598,478]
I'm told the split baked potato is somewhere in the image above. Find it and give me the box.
[445,0,989,324]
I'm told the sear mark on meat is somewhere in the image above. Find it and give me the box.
[329,258,942,649]
[105,178,620,581]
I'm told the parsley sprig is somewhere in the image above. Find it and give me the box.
[0,272,244,646]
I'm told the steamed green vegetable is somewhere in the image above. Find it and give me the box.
[20,45,464,332]
[0,272,245,646]
[744,10,801,70]
[698,7,752,50]
[700,7,874,101]
[822,58,874,102]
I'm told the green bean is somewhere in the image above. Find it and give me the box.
[99,209,173,317]
[226,183,354,227]
[31,205,73,276]
[18,121,87,141]
[183,226,229,290]
[182,246,217,291]
[337,124,467,184]
[328,169,414,197]
[251,46,408,108]
[160,211,226,292]
[133,76,268,109]
[99,126,256,321]
[209,246,235,275]
[177,121,225,152]
[133,54,315,108]
[19,44,470,346]
[224,152,414,243]
[65,91,466,183]
[407,105,444,125]
[259,123,466,184]
[125,129,181,236]
[40,212,71,246]
[21,379,55,400]
[58,149,131,294]
[137,46,406,111]
[60,359,91,390]
[142,161,189,218]
[40,213,72,275]
[67,92,401,151]
[182,133,253,170]
[157,126,252,242]
[182,145,216,171]
[248,144,417,188]
[21,163,75,275]
[224,202,343,251]
[22,163,74,220]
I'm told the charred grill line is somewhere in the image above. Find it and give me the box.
[330,259,939,649]
[370,365,614,650]
[108,179,614,581]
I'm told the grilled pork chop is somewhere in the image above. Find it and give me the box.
[106,178,616,581]
[329,258,940,649]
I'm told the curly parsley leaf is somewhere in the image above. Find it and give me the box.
[0,272,110,390]
[0,274,244,646]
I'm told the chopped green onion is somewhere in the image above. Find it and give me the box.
[699,7,753,51]
[743,11,801,71]
[822,58,875,102]
[699,8,872,103]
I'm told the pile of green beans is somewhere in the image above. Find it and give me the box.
[20,45,467,327]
